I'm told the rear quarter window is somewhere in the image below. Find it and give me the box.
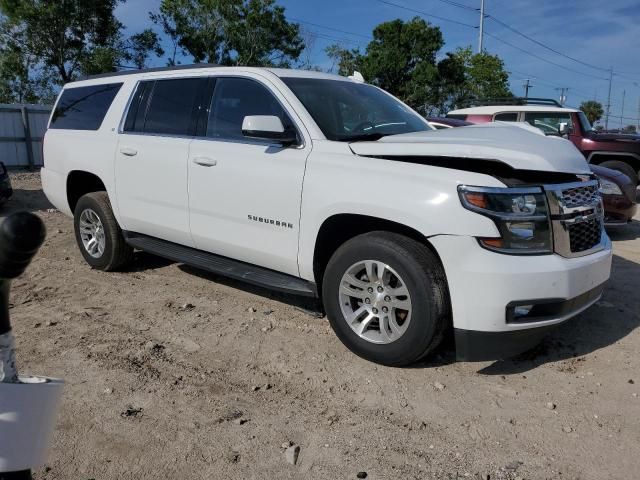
[50,83,123,130]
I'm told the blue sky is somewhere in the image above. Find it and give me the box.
[116,0,640,127]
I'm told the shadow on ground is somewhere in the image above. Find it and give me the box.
[0,188,52,217]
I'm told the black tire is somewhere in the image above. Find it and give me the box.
[322,232,450,367]
[598,160,639,185]
[73,192,133,271]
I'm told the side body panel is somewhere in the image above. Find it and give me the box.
[41,79,138,221]
[296,140,504,282]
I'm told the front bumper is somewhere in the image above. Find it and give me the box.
[429,235,612,360]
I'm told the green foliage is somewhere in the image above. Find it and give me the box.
[621,124,637,134]
[151,0,304,67]
[449,47,512,105]
[580,100,604,124]
[0,0,164,103]
[325,19,512,115]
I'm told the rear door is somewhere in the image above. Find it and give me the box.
[115,77,207,246]
[187,75,310,275]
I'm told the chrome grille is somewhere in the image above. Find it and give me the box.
[561,184,599,208]
[568,219,602,253]
[545,180,605,258]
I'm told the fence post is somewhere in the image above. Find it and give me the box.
[20,107,35,171]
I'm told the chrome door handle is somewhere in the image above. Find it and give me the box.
[120,147,138,157]
[193,157,217,167]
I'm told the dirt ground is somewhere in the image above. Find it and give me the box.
[3,171,640,480]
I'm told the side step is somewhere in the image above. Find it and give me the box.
[123,232,317,297]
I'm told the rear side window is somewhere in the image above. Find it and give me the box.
[124,78,206,136]
[50,83,122,130]
[446,114,467,121]
[494,112,518,122]
[206,77,293,141]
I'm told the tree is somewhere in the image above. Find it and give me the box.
[326,45,362,76]
[580,100,604,124]
[325,18,511,115]
[151,0,304,67]
[621,124,637,134]
[448,47,511,105]
[359,17,443,112]
[0,0,163,103]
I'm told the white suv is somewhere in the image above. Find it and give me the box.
[42,65,612,365]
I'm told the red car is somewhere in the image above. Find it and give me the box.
[447,98,640,185]
[429,112,638,226]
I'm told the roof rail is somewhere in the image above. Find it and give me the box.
[457,97,562,108]
[82,63,221,80]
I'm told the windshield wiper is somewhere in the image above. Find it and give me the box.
[339,133,390,142]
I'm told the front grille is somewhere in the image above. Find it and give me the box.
[568,219,602,253]
[546,180,604,258]
[561,184,599,208]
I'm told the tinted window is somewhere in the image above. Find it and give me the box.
[50,83,122,130]
[283,77,431,141]
[141,78,205,136]
[494,112,518,122]
[524,111,573,135]
[207,77,293,141]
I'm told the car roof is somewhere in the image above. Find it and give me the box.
[448,105,579,115]
[67,65,352,88]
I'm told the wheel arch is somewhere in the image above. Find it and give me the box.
[311,213,446,292]
[588,152,640,175]
[66,170,108,214]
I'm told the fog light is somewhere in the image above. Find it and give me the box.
[514,305,534,318]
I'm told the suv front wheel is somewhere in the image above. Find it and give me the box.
[73,192,133,271]
[322,232,450,366]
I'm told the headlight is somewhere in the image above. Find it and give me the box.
[458,185,552,255]
[598,178,622,195]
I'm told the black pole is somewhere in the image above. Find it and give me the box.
[0,212,46,334]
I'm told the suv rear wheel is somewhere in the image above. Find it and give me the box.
[322,232,450,366]
[73,192,133,271]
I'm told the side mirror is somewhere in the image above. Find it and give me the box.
[241,115,298,145]
[558,122,570,136]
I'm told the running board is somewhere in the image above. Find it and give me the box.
[123,232,317,297]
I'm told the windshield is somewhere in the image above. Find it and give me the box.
[577,111,594,133]
[281,77,433,141]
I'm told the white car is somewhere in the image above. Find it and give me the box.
[42,65,612,365]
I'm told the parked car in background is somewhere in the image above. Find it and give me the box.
[435,113,637,225]
[591,165,638,226]
[0,162,12,206]
[448,98,640,185]
[42,66,612,365]
[426,117,472,129]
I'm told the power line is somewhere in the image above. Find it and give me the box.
[486,15,609,73]
[290,18,371,40]
[485,31,609,82]
[372,0,478,28]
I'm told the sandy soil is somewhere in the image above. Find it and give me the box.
[3,171,640,480]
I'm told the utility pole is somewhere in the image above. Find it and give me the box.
[478,0,485,53]
[523,79,533,99]
[605,67,613,130]
[620,89,626,128]
[556,87,569,106]
[637,97,639,131]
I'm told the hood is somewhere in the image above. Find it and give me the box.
[349,122,591,174]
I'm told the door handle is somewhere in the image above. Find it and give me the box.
[193,157,217,167]
[120,147,138,157]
